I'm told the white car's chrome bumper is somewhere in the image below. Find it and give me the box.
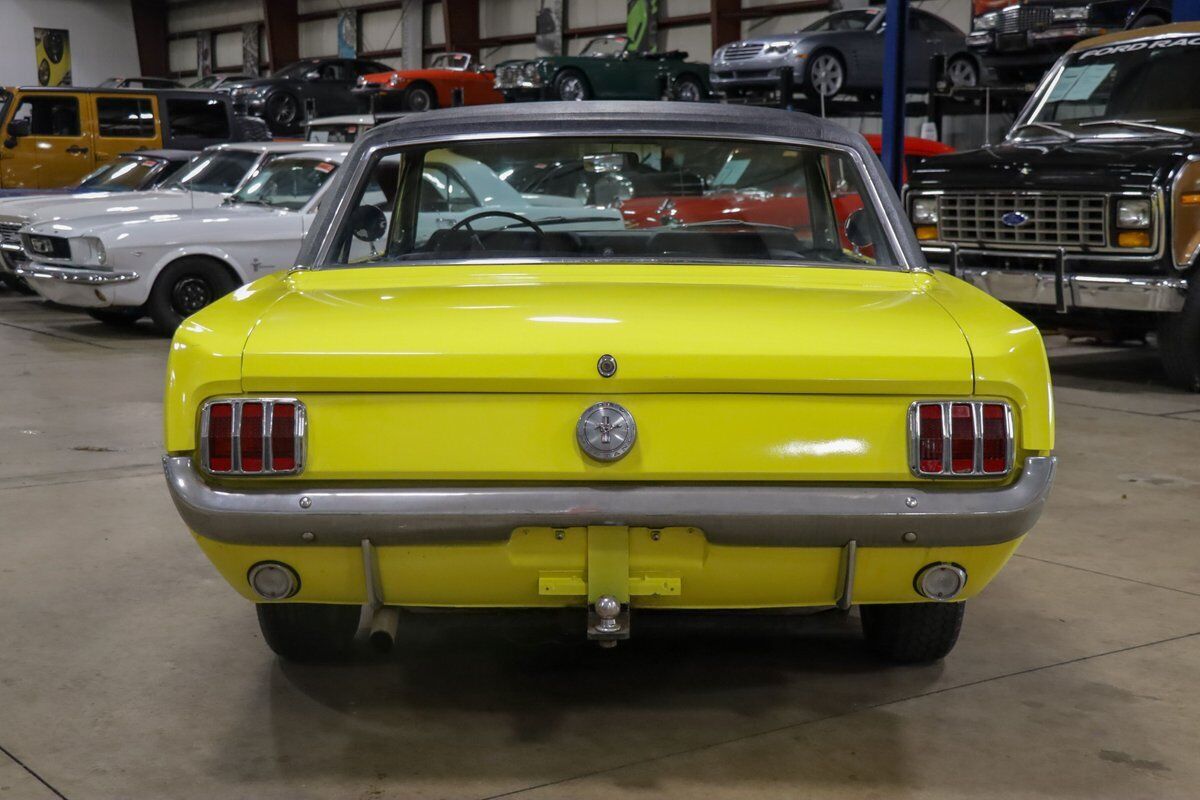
[16,262,138,285]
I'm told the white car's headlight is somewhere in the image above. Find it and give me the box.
[911,196,939,225]
[77,236,107,266]
[974,11,999,30]
[1051,6,1089,21]
[1116,197,1152,229]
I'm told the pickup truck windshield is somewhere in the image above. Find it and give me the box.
[326,136,897,269]
[1019,36,1200,135]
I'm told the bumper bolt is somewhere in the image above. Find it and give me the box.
[299,496,311,509]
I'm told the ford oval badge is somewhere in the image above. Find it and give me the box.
[1001,211,1030,228]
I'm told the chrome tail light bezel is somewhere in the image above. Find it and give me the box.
[198,397,307,477]
[908,400,1014,478]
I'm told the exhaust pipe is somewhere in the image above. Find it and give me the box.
[368,606,400,653]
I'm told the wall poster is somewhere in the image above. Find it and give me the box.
[625,0,658,54]
[34,28,71,87]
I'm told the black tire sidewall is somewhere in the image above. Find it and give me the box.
[404,85,436,112]
[266,92,300,132]
[554,70,591,101]
[1157,287,1200,391]
[675,76,704,101]
[148,258,238,336]
[257,603,361,662]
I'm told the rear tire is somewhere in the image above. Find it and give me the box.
[232,114,272,142]
[806,50,846,98]
[946,55,980,88]
[146,257,239,337]
[673,75,705,102]
[257,603,361,662]
[554,69,592,101]
[87,307,143,327]
[860,601,965,663]
[265,92,301,134]
[1131,13,1167,27]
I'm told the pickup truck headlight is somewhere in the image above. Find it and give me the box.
[1116,197,1151,229]
[1051,6,1089,21]
[911,196,939,225]
[974,11,999,31]
[77,236,106,266]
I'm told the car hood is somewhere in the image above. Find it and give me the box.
[0,190,223,227]
[25,204,295,246]
[908,135,1198,193]
[225,77,281,91]
[239,263,974,395]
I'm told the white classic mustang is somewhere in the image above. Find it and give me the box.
[0,142,344,292]
[19,149,623,334]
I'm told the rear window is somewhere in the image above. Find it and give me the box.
[97,97,156,138]
[165,98,230,141]
[325,136,897,269]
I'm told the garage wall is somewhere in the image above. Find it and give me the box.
[0,0,140,87]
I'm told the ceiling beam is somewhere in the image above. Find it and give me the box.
[130,0,171,76]
[262,0,299,72]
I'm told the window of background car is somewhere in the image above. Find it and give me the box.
[165,99,231,141]
[230,157,337,211]
[581,36,628,58]
[161,150,259,193]
[77,156,164,190]
[803,9,879,32]
[97,97,156,138]
[1023,39,1200,132]
[9,95,80,137]
[324,137,897,269]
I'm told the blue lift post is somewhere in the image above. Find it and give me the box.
[1176,0,1200,20]
[881,0,909,192]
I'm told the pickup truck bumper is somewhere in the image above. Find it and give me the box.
[921,246,1187,314]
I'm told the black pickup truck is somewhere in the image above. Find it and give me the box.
[906,24,1200,389]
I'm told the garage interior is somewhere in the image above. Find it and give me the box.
[2,0,1200,798]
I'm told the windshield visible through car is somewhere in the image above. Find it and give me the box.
[77,157,163,191]
[803,10,880,32]
[1018,36,1200,136]
[229,157,337,211]
[161,150,260,194]
[432,53,470,70]
[581,36,628,58]
[326,136,897,270]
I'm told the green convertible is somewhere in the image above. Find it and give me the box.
[493,35,711,102]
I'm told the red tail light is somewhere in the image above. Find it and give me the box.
[917,404,944,474]
[911,401,1012,477]
[201,399,305,475]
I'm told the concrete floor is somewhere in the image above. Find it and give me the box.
[1,290,1198,800]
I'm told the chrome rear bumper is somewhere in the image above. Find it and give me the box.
[163,455,1056,549]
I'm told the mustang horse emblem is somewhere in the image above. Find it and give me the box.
[576,401,637,461]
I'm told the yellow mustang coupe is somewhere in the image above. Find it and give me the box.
[163,102,1055,664]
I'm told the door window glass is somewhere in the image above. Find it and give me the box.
[11,95,80,136]
[165,99,230,140]
[97,97,155,138]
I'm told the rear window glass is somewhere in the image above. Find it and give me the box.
[97,97,156,138]
[165,98,230,141]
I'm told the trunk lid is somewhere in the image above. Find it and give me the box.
[241,264,972,396]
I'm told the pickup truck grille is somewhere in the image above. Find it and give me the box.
[998,5,1053,33]
[722,42,766,62]
[938,192,1108,250]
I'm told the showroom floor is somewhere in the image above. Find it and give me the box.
[1,291,1198,800]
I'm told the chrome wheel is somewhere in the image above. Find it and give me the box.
[809,53,844,98]
[947,58,979,88]
[675,79,702,102]
[171,276,213,316]
[558,75,587,101]
[406,86,433,111]
[270,94,298,126]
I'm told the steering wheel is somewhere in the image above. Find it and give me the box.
[449,210,546,235]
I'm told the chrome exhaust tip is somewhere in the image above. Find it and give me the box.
[368,606,400,653]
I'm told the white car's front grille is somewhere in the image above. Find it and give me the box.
[938,192,1109,250]
[0,222,28,268]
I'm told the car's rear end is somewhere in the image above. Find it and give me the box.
[162,103,1055,662]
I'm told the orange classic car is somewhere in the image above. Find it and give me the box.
[355,52,504,112]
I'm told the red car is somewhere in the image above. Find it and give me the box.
[620,135,953,254]
[356,52,504,112]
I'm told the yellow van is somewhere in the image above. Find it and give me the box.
[0,86,252,191]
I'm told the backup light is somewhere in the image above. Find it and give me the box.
[915,563,967,601]
[910,401,1013,477]
[201,398,305,475]
[248,562,299,600]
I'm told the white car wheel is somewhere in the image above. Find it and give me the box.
[947,57,980,88]
[808,53,845,98]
